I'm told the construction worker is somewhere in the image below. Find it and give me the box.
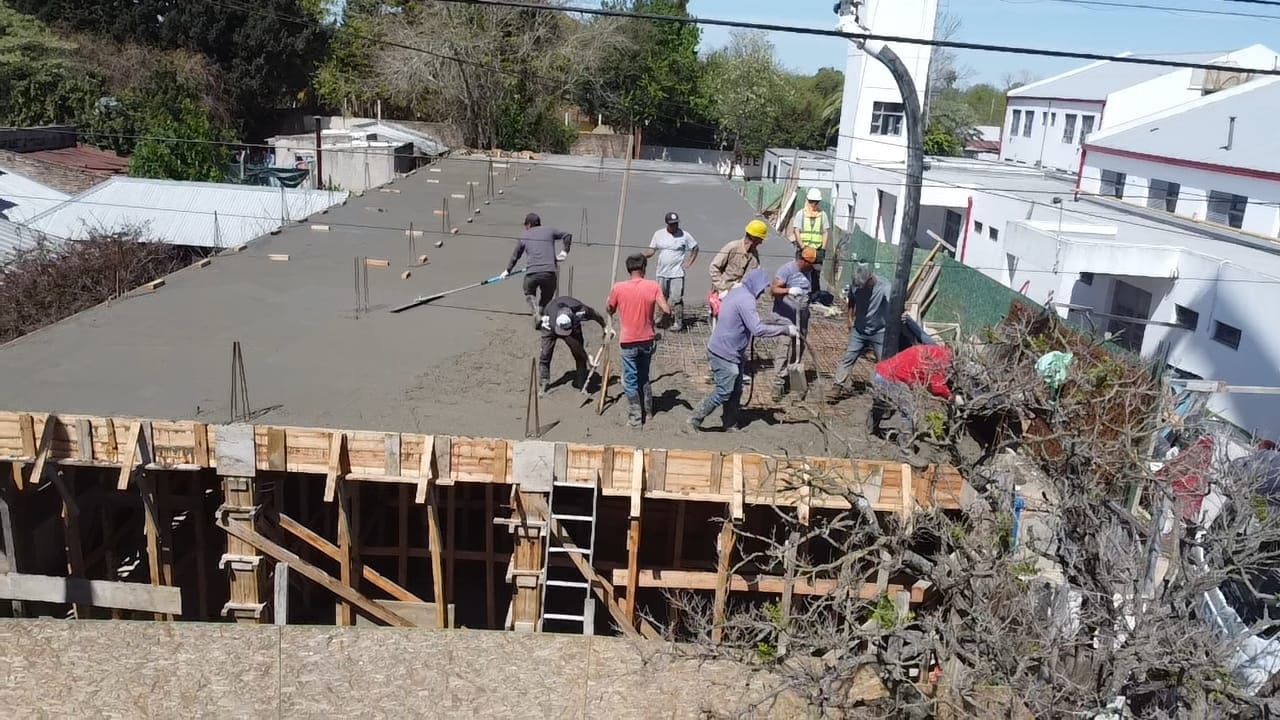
[643,211,698,332]
[537,296,613,397]
[769,247,817,401]
[688,269,797,432]
[868,342,954,441]
[790,188,829,295]
[706,219,766,324]
[607,253,670,428]
[500,212,573,324]
[834,263,891,390]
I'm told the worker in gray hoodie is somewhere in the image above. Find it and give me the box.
[687,269,797,432]
[500,212,573,324]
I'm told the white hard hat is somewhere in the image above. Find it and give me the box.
[806,188,823,202]
[556,313,573,331]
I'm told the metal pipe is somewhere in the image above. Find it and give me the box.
[313,116,323,191]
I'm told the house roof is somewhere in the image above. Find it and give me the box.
[1008,51,1225,101]
[0,149,112,195]
[0,216,48,258]
[27,144,129,175]
[1084,76,1280,178]
[0,167,70,223]
[26,177,349,249]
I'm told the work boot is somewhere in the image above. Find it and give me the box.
[526,295,541,320]
[538,378,551,397]
[626,394,643,427]
[573,368,588,391]
[671,303,684,332]
[771,380,785,402]
[642,384,654,420]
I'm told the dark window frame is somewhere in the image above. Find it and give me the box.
[1100,169,1127,199]
[1212,320,1242,350]
[871,101,906,137]
[1175,305,1199,331]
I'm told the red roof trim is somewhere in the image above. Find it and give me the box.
[1084,143,1280,182]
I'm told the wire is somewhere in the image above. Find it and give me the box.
[1039,0,1280,18]
[429,0,1280,77]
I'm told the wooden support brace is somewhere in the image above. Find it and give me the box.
[415,435,434,503]
[277,513,425,604]
[731,455,745,522]
[426,488,448,629]
[900,464,915,525]
[712,518,736,644]
[29,414,58,488]
[550,516,658,641]
[217,517,413,627]
[324,432,349,503]
[115,421,143,490]
[629,448,644,518]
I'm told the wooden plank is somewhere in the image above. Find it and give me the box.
[277,513,423,604]
[75,419,92,461]
[115,421,141,490]
[18,413,36,458]
[217,518,413,627]
[625,517,641,625]
[0,482,21,613]
[492,439,509,485]
[104,418,119,463]
[731,455,744,522]
[324,432,347,503]
[29,414,58,488]
[416,435,434,503]
[629,448,644,518]
[608,569,911,598]
[265,427,287,471]
[485,484,495,628]
[708,452,723,494]
[138,473,174,620]
[712,519,735,644]
[336,475,356,626]
[901,464,915,522]
[426,488,448,629]
[600,445,614,488]
[192,423,209,467]
[274,562,289,625]
[648,449,667,493]
[51,468,87,618]
[434,436,453,485]
[0,573,182,614]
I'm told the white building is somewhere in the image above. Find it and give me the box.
[1080,76,1280,239]
[762,148,836,188]
[269,118,449,194]
[1000,46,1278,173]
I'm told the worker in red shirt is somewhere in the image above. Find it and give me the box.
[607,253,671,427]
[868,343,954,440]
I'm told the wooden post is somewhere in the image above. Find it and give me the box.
[426,486,447,629]
[485,484,496,628]
[397,485,410,586]
[625,448,643,624]
[222,474,265,623]
[336,476,357,626]
[711,516,735,644]
[52,468,88,618]
[779,529,800,657]
[510,489,546,633]
[0,473,23,616]
[274,562,289,626]
[138,472,175,620]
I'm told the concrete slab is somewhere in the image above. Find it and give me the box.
[0,157,870,457]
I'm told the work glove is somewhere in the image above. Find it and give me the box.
[786,324,800,338]
[556,250,568,261]
[717,289,729,299]
[539,315,551,331]
[787,286,805,297]
[952,393,966,408]
[604,325,617,339]
[499,270,510,280]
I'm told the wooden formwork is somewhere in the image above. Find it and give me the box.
[0,411,973,636]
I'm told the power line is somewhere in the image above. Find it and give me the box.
[1038,0,1280,19]
[431,0,1280,76]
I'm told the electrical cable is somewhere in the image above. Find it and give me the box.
[1033,0,1280,19]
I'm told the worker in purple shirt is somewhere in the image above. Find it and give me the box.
[687,269,797,432]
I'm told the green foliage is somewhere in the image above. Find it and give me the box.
[925,89,979,157]
[870,595,914,629]
[128,97,234,182]
[0,4,105,128]
[314,0,385,112]
[702,30,794,157]
[925,410,947,440]
[962,83,1007,126]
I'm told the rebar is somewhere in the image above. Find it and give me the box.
[230,341,251,424]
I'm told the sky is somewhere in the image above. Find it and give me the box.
[688,0,1279,84]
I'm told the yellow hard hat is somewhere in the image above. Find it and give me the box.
[745,219,768,239]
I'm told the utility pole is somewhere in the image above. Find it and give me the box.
[839,3,925,357]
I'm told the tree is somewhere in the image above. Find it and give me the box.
[924,9,971,126]
[0,4,105,129]
[656,305,1280,717]
[961,83,1005,127]
[576,0,703,141]
[128,96,234,182]
[701,30,793,157]
[924,89,979,157]
[1001,69,1039,93]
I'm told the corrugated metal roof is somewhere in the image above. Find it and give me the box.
[352,120,449,157]
[0,168,71,223]
[28,144,129,174]
[25,177,349,249]
[0,216,41,258]
[1008,52,1225,101]
[1086,76,1280,174]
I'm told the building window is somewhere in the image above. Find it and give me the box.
[1207,190,1248,229]
[1010,109,1022,137]
[1148,179,1181,212]
[1080,115,1096,143]
[1042,112,1048,126]
[1023,112,1034,137]
[1174,305,1199,331]
[1212,320,1241,350]
[1062,114,1078,143]
[1100,169,1126,199]
[989,226,999,240]
[1079,272,1094,286]
[870,102,905,136]
[1050,112,1057,127]
[974,220,984,234]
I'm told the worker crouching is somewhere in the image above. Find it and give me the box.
[769,247,817,401]
[868,343,955,442]
[688,269,796,432]
[537,296,611,397]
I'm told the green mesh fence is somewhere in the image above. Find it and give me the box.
[730,180,832,218]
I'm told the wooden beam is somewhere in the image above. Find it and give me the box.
[336,477,357,626]
[712,519,735,643]
[415,434,435,503]
[324,432,348,502]
[217,518,414,627]
[115,421,142,490]
[277,513,424,604]
[625,517,641,625]
[274,562,289,625]
[0,572,182,614]
[50,468,88,618]
[426,488,447,629]
[29,414,58,488]
[731,455,744,521]
[139,473,174,620]
[629,448,644,518]
[0,480,22,615]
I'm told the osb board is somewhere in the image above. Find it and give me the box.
[0,619,280,719]
[0,620,808,719]
[0,412,968,512]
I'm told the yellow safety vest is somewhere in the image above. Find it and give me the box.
[798,213,825,250]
